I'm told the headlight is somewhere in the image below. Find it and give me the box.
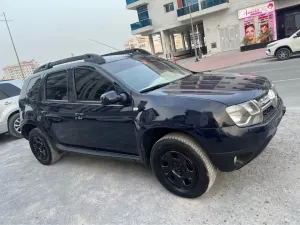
[267,42,278,48]
[226,100,262,127]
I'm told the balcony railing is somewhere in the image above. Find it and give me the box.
[177,0,228,17]
[130,18,152,31]
[201,0,227,10]
[177,3,200,17]
[126,0,139,5]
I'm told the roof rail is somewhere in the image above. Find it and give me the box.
[33,53,106,74]
[102,48,151,57]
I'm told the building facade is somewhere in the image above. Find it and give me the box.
[126,0,300,57]
[2,60,38,80]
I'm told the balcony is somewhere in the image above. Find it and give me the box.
[126,0,150,10]
[177,3,200,17]
[130,18,153,35]
[177,0,229,22]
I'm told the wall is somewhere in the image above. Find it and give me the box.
[147,0,182,33]
[275,0,300,9]
[200,0,278,54]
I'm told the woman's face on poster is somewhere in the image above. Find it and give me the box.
[261,25,268,33]
[246,26,255,41]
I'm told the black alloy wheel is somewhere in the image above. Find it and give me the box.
[151,133,216,198]
[160,151,197,190]
[31,136,49,163]
[29,128,61,165]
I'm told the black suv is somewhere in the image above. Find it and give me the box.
[19,49,286,198]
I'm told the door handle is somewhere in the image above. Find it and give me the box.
[4,101,12,105]
[74,113,84,120]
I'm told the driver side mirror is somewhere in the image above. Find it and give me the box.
[100,90,127,105]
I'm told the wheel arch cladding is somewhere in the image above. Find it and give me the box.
[275,46,292,55]
[142,127,204,165]
[22,124,37,139]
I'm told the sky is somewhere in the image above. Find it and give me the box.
[0,0,138,78]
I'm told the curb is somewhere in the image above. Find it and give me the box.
[200,56,270,72]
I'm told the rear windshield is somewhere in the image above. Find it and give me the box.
[101,56,191,92]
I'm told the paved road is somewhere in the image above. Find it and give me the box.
[1,58,300,224]
[222,56,300,108]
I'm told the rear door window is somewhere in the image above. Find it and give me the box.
[0,83,21,98]
[0,89,9,100]
[45,71,68,101]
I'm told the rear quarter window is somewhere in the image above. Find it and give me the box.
[26,76,41,102]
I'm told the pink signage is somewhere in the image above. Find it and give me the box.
[238,2,275,19]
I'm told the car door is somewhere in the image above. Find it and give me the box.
[0,83,20,131]
[291,31,300,52]
[39,69,78,146]
[68,66,139,155]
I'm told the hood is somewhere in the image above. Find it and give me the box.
[148,72,271,106]
[268,38,289,46]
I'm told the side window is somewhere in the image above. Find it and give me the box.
[74,68,114,101]
[0,89,9,100]
[0,83,20,98]
[27,76,41,102]
[45,71,68,101]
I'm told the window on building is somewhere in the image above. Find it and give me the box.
[45,71,68,100]
[137,5,149,21]
[182,0,198,7]
[164,3,174,12]
[74,68,114,102]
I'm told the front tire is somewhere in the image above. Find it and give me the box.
[8,113,23,139]
[276,48,291,61]
[150,133,216,198]
[29,128,61,165]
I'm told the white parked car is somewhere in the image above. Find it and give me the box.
[266,29,300,60]
[0,80,23,138]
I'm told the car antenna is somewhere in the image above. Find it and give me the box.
[89,39,133,56]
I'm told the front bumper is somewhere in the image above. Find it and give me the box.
[266,47,276,56]
[208,100,286,172]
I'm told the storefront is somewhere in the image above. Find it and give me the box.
[238,1,277,51]
[276,4,300,40]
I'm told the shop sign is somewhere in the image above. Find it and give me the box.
[238,2,275,19]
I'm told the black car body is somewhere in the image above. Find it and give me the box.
[19,50,285,198]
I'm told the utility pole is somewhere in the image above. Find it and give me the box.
[1,12,25,79]
[187,0,200,62]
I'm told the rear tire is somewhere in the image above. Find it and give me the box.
[29,128,61,165]
[8,113,23,139]
[276,48,291,61]
[150,132,216,198]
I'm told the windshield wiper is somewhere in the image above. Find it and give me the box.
[140,82,171,93]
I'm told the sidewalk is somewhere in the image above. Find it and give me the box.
[178,49,268,72]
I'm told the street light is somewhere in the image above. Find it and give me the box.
[187,0,202,62]
[1,12,25,79]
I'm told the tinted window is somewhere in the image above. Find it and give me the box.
[0,83,21,97]
[45,71,68,100]
[74,68,114,101]
[0,89,9,100]
[102,56,190,92]
[27,76,41,101]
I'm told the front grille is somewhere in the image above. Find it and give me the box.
[256,91,280,122]
[263,105,277,122]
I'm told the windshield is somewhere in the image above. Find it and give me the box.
[102,56,191,92]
